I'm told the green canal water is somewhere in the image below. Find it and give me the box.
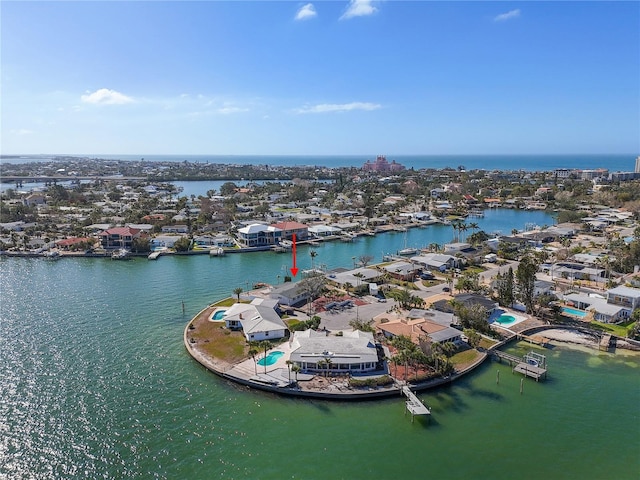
[1,210,639,479]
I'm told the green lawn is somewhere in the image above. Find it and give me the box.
[589,320,634,338]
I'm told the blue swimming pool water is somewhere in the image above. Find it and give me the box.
[562,307,587,318]
[495,314,516,326]
[212,310,226,321]
[257,351,284,366]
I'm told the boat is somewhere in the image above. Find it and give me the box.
[111,248,131,260]
[397,231,417,256]
[279,239,293,249]
[209,247,225,256]
[43,250,60,260]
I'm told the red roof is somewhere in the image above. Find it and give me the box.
[271,221,308,230]
[57,237,91,247]
[99,227,141,237]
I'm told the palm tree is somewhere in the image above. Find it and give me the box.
[459,223,468,242]
[286,360,293,382]
[291,364,301,383]
[323,356,333,377]
[468,222,479,237]
[258,340,271,374]
[248,346,259,374]
[233,287,243,302]
[309,249,318,270]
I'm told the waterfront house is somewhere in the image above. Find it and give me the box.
[606,286,640,311]
[562,293,629,324]
[410,253,458,272]
[271,221,309,241]
[326,268,383,290]
[308,224,342,238]
[432,294,499,316]
[223,300,288,342]
[289,330,381,374]
[98,226,143,250]
[268,282,313,307]
[56,237,94,251]
[237,223,282,247]
[377,309,461,348]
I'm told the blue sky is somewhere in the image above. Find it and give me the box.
[2,1,638,156]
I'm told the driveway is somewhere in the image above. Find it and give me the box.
[317,296,397,332]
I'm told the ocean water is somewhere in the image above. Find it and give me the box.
[1,210,638,479]
[2,153,637,172]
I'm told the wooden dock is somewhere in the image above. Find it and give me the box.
[492,350,548,381]
[599,334,612,351]
[402,386,430,422]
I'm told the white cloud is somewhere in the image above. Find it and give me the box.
[340,0,378,20]
[217,106,249,114]
[81,88,134,105]
[295,3,317,21]
[294,102,381,114]
[494,9,521,22]
[10,129,33,135]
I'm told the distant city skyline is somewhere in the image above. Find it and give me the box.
[1,1,639,156]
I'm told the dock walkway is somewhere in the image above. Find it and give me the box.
[402,386,430,422]
[492,350,548,381]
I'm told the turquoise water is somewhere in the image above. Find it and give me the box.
[1,209,638,479]
[257,351,284,367]
[212,310,226,320]
[563,307,588,318]
[495,314,517,325]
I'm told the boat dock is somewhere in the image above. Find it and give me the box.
[402,386,430,422]
[492,350,548,381]
[599,334,612,351]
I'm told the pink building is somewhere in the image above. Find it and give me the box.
[362,155,405,173]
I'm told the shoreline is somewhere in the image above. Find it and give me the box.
[184,303,639,400]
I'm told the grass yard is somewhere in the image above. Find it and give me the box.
[451,347,484,370]
[589,319,635,338]
[188,306,248,363]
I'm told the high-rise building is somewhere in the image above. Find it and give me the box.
[635,156,640,173]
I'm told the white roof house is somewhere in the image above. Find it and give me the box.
[606,286,640,311]
[237,223,282,247]
[308,224,342,237]
[289,330,380,374]
[410,253,458,271]
[223,300,288,342]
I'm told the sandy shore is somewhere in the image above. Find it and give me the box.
[538,328,599,346]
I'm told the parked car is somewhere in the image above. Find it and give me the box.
[442,286,450,292]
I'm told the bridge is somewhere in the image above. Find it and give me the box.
[1,175,147,184]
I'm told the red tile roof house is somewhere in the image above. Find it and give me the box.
[271,221,309,241]
[98,227,144,250]
[56,237,94,251]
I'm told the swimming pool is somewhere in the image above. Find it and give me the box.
[562,307,587,318]
[495,314,517,326]
[209,309,227,321]
[257,351,284,366]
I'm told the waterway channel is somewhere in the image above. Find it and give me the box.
[1,209,638,479]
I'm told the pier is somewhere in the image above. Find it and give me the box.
[599,334,612,351]
[402,386,430,422]
[492,350,548,381]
